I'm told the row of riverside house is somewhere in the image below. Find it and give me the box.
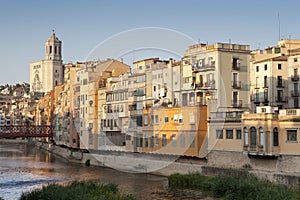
[33,32,300,171]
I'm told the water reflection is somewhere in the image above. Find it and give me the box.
[0,143,168,200]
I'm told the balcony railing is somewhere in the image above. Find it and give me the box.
[232,100,242,108]
[263,83,268,88]
[232,81,241,89]
[291,90,299,97]
[192,62,215,72]
[291,75,299,81]
[195,81,215,89]
[253,98,260,104]
[245,145,265,154]
[263,98,269,104]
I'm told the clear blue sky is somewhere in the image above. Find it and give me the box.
[0,0,299,84]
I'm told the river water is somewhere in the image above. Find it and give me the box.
[0,142,168,200]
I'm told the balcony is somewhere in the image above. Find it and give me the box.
[263,83,268,88]
[246,145,264,154]
[232,81,241,89]
[196,81,215,90]
[231,100,242,108]
[210,111,243,122]
[253,98,260,104]
[263,98,269,104]
[192,62,215,72]
[291,90,299,97]
[291,75,299,81]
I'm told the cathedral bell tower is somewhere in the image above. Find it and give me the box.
[45,30,62,61]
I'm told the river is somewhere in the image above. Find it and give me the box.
[0,142,168,200]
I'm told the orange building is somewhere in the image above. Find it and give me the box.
[140,105,207,157]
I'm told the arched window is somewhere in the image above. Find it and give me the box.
[55,80,58,86]
[250,127,257,146]
[273,127,279,146]
[259,127,264,147]
[244,127,248,146]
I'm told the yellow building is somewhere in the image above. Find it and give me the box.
[141,106,207,157]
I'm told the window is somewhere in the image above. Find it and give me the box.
[278,64,282,70]
[137,135,143,147]
[244,127,248,145]
[164,117,169,122]
[226,129,233,139]
[236,129,242,139]
[259,127,264,146]
[137,116,142,127]
[216,129,223,139]
[150,136,154,147]
[171,134,177,147]
[144,136,149,147]
[277,75,282,86]
[189,113,195,124]
[162,134,167,147]
[155,115,159,124]
[184,77,189,83]
[250,127,257,146]
[264,64,267,70]
[294,58,298,62]
[190,133,195,148]
[82,79,87,85]
[287,130,297,142]
[180,133,185,148]
[155,134,159,146]
[114,120,117,127]
[273,128,279,146]
[144,115,148,126]
[256,66,259,72]
[178,115,183,124]
[264,76,268,87]
[89,133,93,145]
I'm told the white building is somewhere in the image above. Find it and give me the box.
[30,31,63,94]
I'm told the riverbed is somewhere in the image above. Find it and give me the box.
[0,142,168,200]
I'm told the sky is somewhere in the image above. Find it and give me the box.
[0,0,300,84]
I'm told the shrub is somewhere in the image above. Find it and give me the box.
[20,180,136,200]
[168,173,300,200]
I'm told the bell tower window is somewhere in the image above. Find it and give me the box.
[49,46,52,54]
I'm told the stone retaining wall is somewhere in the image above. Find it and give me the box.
[36,142,300,187]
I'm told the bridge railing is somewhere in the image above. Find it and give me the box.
[0,125,54,138]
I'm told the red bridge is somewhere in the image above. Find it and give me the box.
[0,125,54,138]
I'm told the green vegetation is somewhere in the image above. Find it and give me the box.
[20,180,136,200]
[168,173,300,200]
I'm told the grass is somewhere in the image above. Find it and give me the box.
[20,180,136,200]
[168,173,300,200]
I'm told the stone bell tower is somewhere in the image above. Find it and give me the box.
[30,31,64,94]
